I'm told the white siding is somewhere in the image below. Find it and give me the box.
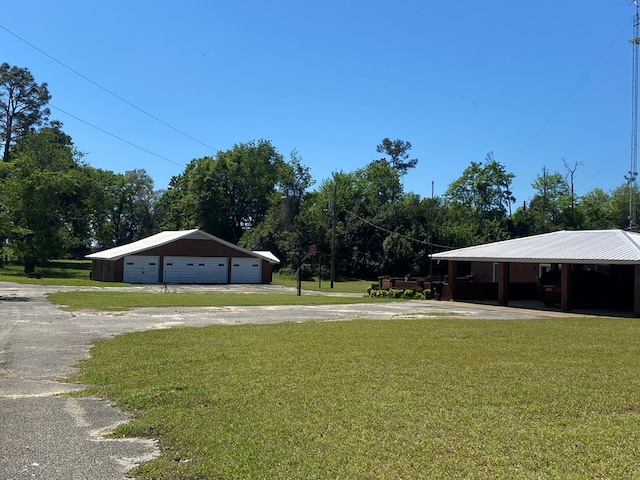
[123,256,159,284]
[163,256,228,284]
[230,257,262,283]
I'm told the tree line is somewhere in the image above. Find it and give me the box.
[0,63,636,277]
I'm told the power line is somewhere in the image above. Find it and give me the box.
[50,104,186,168]
[508,21,629,169]
[0,23,217,153]
[343,208,454,250]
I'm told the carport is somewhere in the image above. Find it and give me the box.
[432,230,640,316]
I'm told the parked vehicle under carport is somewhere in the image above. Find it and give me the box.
[538,268,610,307]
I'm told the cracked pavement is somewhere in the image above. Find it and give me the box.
[0,281,573,479]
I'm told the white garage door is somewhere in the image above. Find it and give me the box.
[123,256,159,284]
[163,257,228,284]
[230,257,262,283]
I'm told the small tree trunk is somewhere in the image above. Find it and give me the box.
[3,118,12,162]
[24,260,35,274]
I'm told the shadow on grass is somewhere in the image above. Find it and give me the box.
[0,260,91,280]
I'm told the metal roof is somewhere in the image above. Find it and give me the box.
[431,229,640,265]
[86,229,280,264]
[252,251,281,264]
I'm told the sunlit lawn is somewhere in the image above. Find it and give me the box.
[0,260,128,286]
[75,317,640,479]
[0,261,373,293]
[272,274,375,294]
[48,290,385,311]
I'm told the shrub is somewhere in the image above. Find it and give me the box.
[366,287,430,300]
[277,263,314,281]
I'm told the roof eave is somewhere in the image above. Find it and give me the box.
[85,229,280,263]
[431,255,640,265]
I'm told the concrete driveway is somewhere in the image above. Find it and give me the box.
[0,281,576,479]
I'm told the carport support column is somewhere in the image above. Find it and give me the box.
[447,261,458,300]
[634,264,640,317]
[498,262,510,306]
[561,263,573,312]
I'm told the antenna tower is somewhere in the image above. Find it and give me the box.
[628,2,640,230]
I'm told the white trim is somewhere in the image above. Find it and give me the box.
[86,229,278,264]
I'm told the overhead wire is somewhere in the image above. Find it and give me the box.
[6,16,630,201]
[508,20,630,169]
[343,208,454,250]
[50,104,185,168]
[0,23,217,153]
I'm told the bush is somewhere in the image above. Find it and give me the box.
[277,263,315,281]
[366,286,431,300]
[317,264,330,280]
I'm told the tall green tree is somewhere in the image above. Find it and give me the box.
[158,140,287,243]
[578,188,614,230]
[239,150,315,265]
[3,126,80,270]
[609,183,639,230]
[512,167,572,235]
[378,193,438,277]
[443,152,515,245]
[300,162,436,279]
[85,168,158,248]
[3,124,160,265]
[0,63,51,162]
[340,162,404,276]
[277,149,314,222]
[376,138,418,173]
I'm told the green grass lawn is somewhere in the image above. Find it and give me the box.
[49,290,385,311]
[0,260,372,293]
[272,274,375,294]
[74,317,640,479]
[0,260,128,286]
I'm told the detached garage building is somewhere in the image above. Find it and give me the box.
[86,229,280,284]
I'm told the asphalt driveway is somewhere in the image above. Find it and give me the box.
[0,281,574,479]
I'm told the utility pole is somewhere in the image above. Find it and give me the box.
[628,1,640,231]
[330,178,337,289]
[429,180,434,280]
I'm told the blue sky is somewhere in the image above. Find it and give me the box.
[2,1,637,204]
